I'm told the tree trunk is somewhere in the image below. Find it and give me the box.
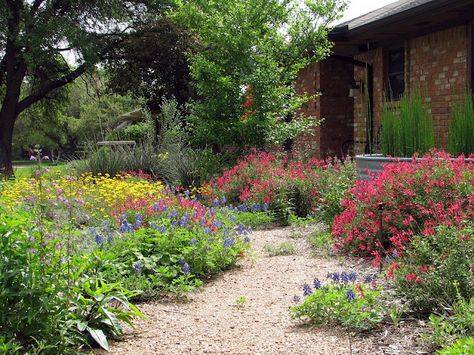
[0,110,16,177]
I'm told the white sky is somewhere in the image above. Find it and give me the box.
[338,0,399,23]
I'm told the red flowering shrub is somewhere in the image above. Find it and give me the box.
[203,150,356,222]
[389,225,474,312]
[332,152,474,265]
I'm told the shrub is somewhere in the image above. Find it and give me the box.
[437,337,474,355]
[380,90,435,157]
[332,152,474,265]
[430,297,474,350]
[448,92,474,156]
[203,150,355,222]
[388,225,474,313]
[290,272,384,330]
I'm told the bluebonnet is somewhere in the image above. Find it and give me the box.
[212,198,219,207]
[171,220,179,227]
[107,234,114,243]
[252,203,261,212]
[119,219,134,233]
[212,220,223,229]
[200,218,207,226]
[159,225,166,234]
[229,214,236,222]
[221,196,227,204]
[178,258,186,266]
[135,214,143,228]
[184,190,190,198]
[183,262,191,275]
[95,234,104,246]
[223,237,234,248]
[169,209,178,218]
[150,223,158,230]
[341,272,350,284]
[303,283,312,296]
[348,271,357,281]
[313,278,322,289]
[203,227,211,234]
[326,272,340,283]
[153,202,161,212]
[189,238,198,245]
[364,276,374,284]
[244,236,251,243]
[179,215,188,227]
[262,203,269,211]
[346,289,356,301]
[133,262,142,274]
[236,223,246,235]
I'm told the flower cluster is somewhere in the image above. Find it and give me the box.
[203,149,355,220]
[332,152,474,266]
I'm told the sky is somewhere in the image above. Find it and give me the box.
[338,0,399,23]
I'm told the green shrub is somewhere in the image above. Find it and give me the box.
[437,337,474,355]
[263,241,297,256]
[381,90,435,156]
[290,273,384,330]
[430,297,474,350]
[389,225,474,313]
[448,92,474,156]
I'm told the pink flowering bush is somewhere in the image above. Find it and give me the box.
[203,150,356,222]
[332,152,474,265]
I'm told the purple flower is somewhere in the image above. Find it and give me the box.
[189,238,198,245]
[223,237,234,248]
[346,289,356,301]
[150,223,158,230]
[327,272,340,283]
[183,262,191,275]
[42,155,50,160]
[313,278,322,289]
[29,155,37,161]
[33,169,41,176]
[221,196,227,204]
[133,262,142,274]
[303,283,312,296]
[212,198,219,207]
[364,276,373,284]
[95,235,104,245]
[184,190,190,198]
[252,203,261,212]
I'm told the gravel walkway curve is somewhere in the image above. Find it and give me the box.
[108,226,429,355]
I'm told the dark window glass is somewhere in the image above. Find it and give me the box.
[471,23,474,92]
[387,48,405,100]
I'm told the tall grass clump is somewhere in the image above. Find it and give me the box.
[381,90,434,156]
[448,92,474,156]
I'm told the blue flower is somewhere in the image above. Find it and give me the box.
[252,203,261,212]
[203,227,211,234]
[153,202,160,212]
[346,289,356,301]
[107,235,113,243]
[150,223,158,230]
[244,236,251,243]
[159,225,166,234]
[183,262,191,275]
[119,219,134,233]
[326,272,340,283]
[223,237,234,248]
[95,234,104,246]
[212,198,219,207]
[184,190,190,198]
[303,283,312,296]
[221,196,227,204]
[348,271,357,281]
[178,258,186,266]
[341,272,349,284]
[179,215,188,227]
[189,238,198,245]
[364,276,373,284]
[313,278,322,289]
[262,203,269,211]
[169,209,178,218]
[133,262,142,274]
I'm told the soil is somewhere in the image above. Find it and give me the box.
[108,225,434,355]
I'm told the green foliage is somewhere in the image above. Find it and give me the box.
[381,91,435,156]
[234,211,275,229]
[437,337,474,355]
[73,143,161,178]
[448,92,474,156]
[0,336,22,354]
[263,241,297,256]
[235,295,247,307]
[308,231,333,252]
[290,277,384,330]
[390,225,474,313]
[430,297,474,350]
[171,0,346,151]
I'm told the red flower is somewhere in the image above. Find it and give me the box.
[405,273,416,283]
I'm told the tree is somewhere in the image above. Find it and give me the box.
[171,0,346,152]
[0,0,166,176]
[105,17,194,112]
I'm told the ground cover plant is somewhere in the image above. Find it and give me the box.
[203,150,356,223]
[0,168,256,352]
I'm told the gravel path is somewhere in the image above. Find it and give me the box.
[109,226,430,355]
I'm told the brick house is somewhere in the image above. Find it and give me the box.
[294,0,474,158]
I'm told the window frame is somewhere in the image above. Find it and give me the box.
[386,46,406,101]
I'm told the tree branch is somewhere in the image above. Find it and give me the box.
[17,40,122,113]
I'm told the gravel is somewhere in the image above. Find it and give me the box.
[107,225,433,355]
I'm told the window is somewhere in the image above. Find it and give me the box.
[471,22,474,93]
[387,48,405,100]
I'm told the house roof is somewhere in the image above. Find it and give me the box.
[330,0,474,55]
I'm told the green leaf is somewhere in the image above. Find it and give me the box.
[87,327,109,351]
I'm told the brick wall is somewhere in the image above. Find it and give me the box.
[293,61,321,158]
[319,58,354,157]
[407,25,468,148]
